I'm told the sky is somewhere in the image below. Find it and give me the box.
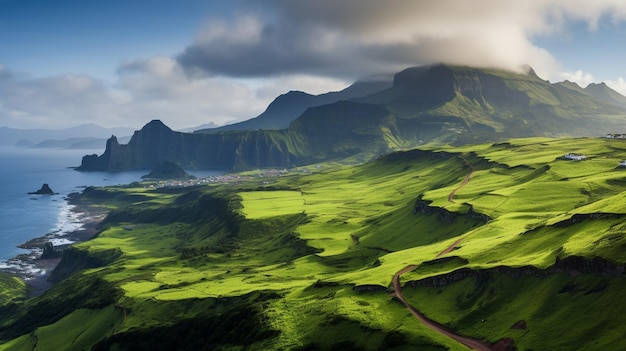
[3,0,626,130]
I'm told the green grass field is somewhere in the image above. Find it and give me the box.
[2,137,626,350]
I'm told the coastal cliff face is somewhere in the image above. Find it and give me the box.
[77,64,626,172]
[77,120,302,171]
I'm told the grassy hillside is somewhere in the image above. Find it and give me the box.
[2,137,626,350]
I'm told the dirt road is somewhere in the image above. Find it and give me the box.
[392,265,492,351]
[448,156,475,203]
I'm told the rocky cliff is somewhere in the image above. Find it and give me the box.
[77,64,626,172]
[77,120,302,171]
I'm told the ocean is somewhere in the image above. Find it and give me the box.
[0,146,223,266]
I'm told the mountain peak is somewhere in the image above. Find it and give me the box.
[143,120,172,131]
[583,81,626,107]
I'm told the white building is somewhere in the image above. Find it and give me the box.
[564,153,586,161]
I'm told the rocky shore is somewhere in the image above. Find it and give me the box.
[0,193,108,296]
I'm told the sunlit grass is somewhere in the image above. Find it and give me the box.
[6,137,626,350]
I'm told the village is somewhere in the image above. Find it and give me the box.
[143,166,321,189]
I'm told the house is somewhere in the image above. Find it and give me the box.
[605,133,626,139]
[564,153,586,161]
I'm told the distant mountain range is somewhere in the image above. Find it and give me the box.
[0,124,135,149]
[77,64,626,171]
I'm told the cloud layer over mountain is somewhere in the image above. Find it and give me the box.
[3,0,626,129]
[178,0,626,80]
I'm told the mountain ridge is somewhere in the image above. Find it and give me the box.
[77,64,626,172]
[194,79,392,133]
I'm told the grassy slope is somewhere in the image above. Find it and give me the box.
[0,274,27,306]
[2,137,626,350]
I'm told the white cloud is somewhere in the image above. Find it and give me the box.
[606,77,626,96]
[0,60,348,130]
[560,70,596,87]
[5,1,626,129]
[176,0,626,83]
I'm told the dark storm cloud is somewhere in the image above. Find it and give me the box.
[177,15,363,78]
[176,0,626,80]
[176,0,542,79]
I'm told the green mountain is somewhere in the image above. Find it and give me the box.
[77,64,626,172]
[4,137,626,350]
[584,82,626,107]
[194,79,392,133]
[558,80,626,108]
[141,160,195,180]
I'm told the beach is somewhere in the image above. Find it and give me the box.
[0,193,108,296]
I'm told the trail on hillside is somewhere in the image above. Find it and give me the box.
[392,265,493,351]
[436,237,465,258]
[391,156,500,350]
[439,156,476,257]
[448,156,475,203]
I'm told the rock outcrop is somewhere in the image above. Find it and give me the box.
[28,183,57,195]
[77,120,301,172]
[39,242,62,259]
[407,255,625,289]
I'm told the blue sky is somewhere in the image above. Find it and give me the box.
[2,0,626,130]
[0,0,214,79]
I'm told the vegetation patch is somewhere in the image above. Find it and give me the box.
[4,137,626,350]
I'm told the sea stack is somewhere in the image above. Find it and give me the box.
[40,242,62,259]
[28,183,58,195]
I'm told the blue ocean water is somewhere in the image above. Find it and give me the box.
[0,146,222,263]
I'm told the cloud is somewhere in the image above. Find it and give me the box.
[0,69,119,128]
[177,0,626,82]
[115,57,271,128]
[560,70,596,87]
[0,59,282,130]
[6,1,626,130]
[0,64,11,80]
[606,77,626,96]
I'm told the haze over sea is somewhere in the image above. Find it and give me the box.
[0,146,222,264]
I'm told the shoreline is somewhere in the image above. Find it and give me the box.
[0,193,108,296]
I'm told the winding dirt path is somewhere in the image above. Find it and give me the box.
[391,156,498,350]
[440,156,476,256]
[392,265,492,351]
[436,237,465,258]
[448,156,475,203]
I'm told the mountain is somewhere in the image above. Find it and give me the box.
[357,65,626,141]
[77,120,302,171]
[178,122,218,133]
[141,160,194,180]
[584,82,626,107]
[77,64,626,172]
[558,80,626,108]
[0,124,135,147]
[557,80,588,95]
[194,79,392,133]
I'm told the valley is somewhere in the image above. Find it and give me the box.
[1,136,626,350]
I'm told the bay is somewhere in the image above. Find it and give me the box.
[0,146,223,264]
